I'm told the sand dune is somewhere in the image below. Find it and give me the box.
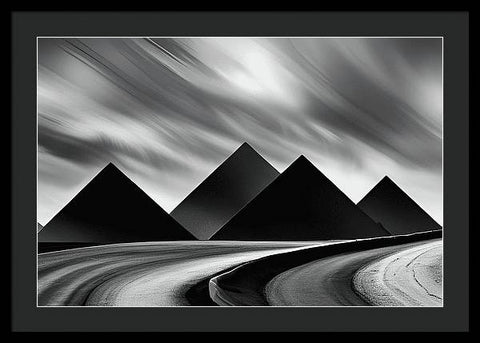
[38,241,315,306]
[266,240,440,306]
[209,231,442,306]
[38,233,442,307]
[353,239,442,306]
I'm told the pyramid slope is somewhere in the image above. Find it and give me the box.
[211,156,390,241]
[39,163,195,243]
[171,143,279,240]
[357,176,441,235]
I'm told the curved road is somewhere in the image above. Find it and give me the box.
[265,239,441,306]
[38,241,318,306]
[353,239,442,306]
[38,237,442,307]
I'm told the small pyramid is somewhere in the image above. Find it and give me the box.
[357,176,442,235]
[39,163,195,243]
[211,155,389,241]
[171,143,279,240]
[37,222,43,233]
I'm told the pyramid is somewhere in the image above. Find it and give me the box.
[39,163,195,243]
[357,176,442,235]
[211,156,390,241]
[171,143,279,240]
[37,223,43,233]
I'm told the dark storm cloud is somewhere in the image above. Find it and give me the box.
[37,37,443,224]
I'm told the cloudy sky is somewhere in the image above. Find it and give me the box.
[37,37,443,225]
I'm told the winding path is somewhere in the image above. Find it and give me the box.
[38,241,318,306]
[353,239,442,306]
[38,234,442,307]
[266,239,441,306]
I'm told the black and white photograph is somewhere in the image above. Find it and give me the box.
[36,36,444,307]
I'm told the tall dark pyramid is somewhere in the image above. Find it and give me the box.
[171,143,279,240]
[211,155,390,241]
[357,176,442,235]
[39,163,195,243]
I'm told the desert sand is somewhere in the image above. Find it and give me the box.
[353,239,442,306]
[38,241,318,306]
[266,240,441,306]
[38,232,442,307]
[209,231,441,306]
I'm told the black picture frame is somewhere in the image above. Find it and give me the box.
[11,11,469,332]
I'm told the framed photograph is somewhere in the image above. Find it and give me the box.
[11,11,469,332]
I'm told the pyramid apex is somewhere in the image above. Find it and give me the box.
[283,155,325,177]
[292,154,313,166]
[379,175,398,186]
[231,142,262,157]
[95,162,127,180]
[103,162,121,171]
[237,142,254,150]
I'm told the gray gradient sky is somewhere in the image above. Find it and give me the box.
[37,37,443,225]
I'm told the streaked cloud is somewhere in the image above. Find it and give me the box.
[38,37,443,224]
